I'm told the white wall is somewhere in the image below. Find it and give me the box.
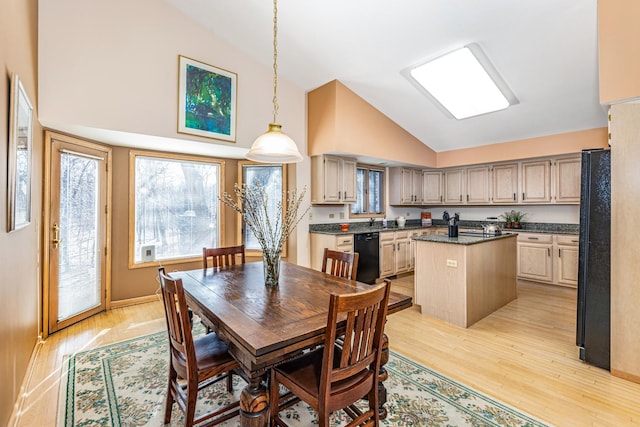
[38,0,312,265]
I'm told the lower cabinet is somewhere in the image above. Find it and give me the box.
[555,235,579,286]
[381,228,435,278]
[516,232,578,287]
[309,233,354,272]
[379,230,413,278]
[517,233,553,282]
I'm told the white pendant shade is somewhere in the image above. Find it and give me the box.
[246,123,303,163]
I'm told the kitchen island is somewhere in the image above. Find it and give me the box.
[413,233,518,328]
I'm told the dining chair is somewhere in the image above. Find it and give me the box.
[269,279,392,427]
[158,267,240,426]
[203,245,246,269]
[321,248,359,280]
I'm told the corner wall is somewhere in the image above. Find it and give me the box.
[0,0,43,423]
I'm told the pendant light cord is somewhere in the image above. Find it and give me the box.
[272,0,279,124]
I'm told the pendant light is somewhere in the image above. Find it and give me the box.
[246,0,303,163]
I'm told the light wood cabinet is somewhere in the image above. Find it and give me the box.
[379,232,395,277]
[379,230,415,277]
[389,167,423,205]
[311,155,357,204]
[521,160,552,203]
[394,231,411,275]
[517,233,553,282]
[444,169,465,204]
[309,233,353,272]
[422,170,443,204]
[466,166,490,204]
[516,232,579,287]
[554,157,581,203]
[554,235,579,287]
[492,163,519,204]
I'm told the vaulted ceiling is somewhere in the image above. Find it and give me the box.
[163,0,606,153]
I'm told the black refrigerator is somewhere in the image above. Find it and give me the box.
[576,148,611,370]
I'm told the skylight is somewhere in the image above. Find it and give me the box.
[405,44,518,120]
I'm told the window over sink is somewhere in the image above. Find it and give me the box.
[351,165,385,217]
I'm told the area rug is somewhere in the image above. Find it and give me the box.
[58,331,551,427]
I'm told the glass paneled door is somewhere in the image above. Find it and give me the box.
[47,135,110,334]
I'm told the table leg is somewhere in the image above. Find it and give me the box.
[378,334,390,419]
[239,376,269,427]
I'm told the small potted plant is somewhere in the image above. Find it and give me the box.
[500,211,513,229]
[511,210,527,229]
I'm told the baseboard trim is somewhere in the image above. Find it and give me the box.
[110,294,159,309]
[8,336,45,427]
[611,368,640,385]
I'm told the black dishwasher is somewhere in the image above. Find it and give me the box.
[354,232,380,284]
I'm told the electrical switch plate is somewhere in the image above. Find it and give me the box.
[446,259,458,267]
[339,212,345,219]
[141,245,156,262]
[308,212,313,220]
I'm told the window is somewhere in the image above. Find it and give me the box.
[238,161,287,256]
[130,151,224,266]
[351,165,385,217]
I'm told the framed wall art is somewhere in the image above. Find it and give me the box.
[7,72,34,232]
[178,55,237,142]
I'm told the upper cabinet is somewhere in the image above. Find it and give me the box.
[422,170,443,204]
[466,166,491,204]
[554,157,581,203]
[492,163,519,204]
[311,155,357,204]
[521,160,552,203]
[389,168,423,205]
[443,169,465,204]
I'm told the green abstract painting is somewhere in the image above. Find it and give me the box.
[178,56,237,142]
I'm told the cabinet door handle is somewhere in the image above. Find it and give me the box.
[466,194,469,201]
[558,249,561,257]
[459,195,462,202]
[528,237,539,240]
[513,193,516,201]
[571,239,579,243]
[548,248,551,257]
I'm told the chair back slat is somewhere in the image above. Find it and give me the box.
[321,248,359,280]
[320,279,391,389]
[203,245,246,269]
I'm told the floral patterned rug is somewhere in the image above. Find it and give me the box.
[58,331,551,426]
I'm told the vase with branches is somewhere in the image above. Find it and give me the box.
[221,182,309,287]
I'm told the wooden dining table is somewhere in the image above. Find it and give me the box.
[171,261,412,427]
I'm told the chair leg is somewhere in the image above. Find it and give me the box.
[226,372,233,393]
[184,382,198,427]
[164,369,176,424]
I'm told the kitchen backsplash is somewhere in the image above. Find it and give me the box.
[309,204,579,227]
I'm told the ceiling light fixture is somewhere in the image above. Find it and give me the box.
[403,43,518,120]
[246,0,303,163]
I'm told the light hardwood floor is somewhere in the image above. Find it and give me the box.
[13,276,640,426]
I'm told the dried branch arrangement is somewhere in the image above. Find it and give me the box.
[221,183,309,255]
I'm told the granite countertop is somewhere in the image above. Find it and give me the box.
[413,233,518,245]
[309,220,578,236]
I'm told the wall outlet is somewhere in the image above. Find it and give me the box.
[308,212,313,220]
[329,213,335,219]
[446,259,458,267]
[406,212,410,217]
[339,212,345,219]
